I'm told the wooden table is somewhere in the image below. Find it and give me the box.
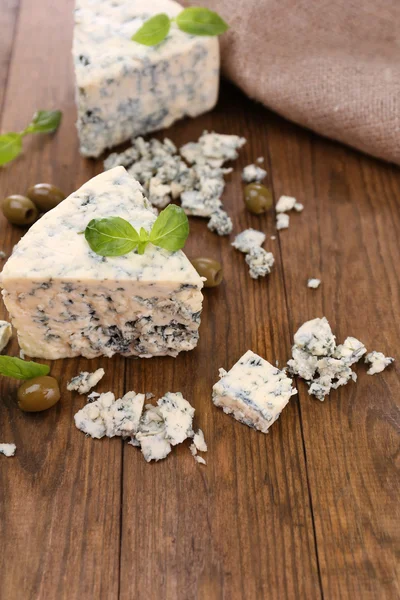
[1,1,399,598]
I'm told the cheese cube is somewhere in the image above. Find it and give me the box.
[73,0,220,157]
[213,350,296,433]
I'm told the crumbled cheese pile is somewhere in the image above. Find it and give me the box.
[104,131,247,236]
[275,195,304,230]
[287,317,394,400]
[67,368,105,394]
[232,228,274,279]
[0,443,16,457]
[74,390,207,464]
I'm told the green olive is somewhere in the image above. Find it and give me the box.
[18,376,60,412]
[244,183,273,215]
[26,183,65,212]
[191,258,223,288]
[2,195,39,226]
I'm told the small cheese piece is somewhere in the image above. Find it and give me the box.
[157,392,194,445]
[287,346,318,380]
[241,164,267,183]
[135,405,172,462]
[180,132,246,167]
[245,247,274,279]
[207,209,233,236]
[276,195,296,213]
[212,350,297,433]
[307,278,321,289]
[294,317,336,356]
[0,320,12,352]
[232,229,266,253]
[0,167,203,359]
[180,190,222,217]
[0,443,16,457]
[73,0,220,157]
[193,428,207,452]
[276,213,290,230]
[67,368,105,394]
[74,390,145,438]
[365,351,394,375]
[333,337,367,366]
[294,202,304,212]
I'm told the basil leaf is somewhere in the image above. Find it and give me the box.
[0,133,22,166]
[132,13,171,46]
[0,356,50,380]
[25,110,63,134]
[84,216,140,256]
[149,205,189,252]
[137,227,150,255]
[176,7,229,36]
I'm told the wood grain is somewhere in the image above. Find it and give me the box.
[266,117,400,599]
[119,89,321,600]
[0,0,123,598]
[0,0,399,598]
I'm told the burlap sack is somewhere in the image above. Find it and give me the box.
[187,0,400,165]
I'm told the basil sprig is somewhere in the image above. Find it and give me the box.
[0,356,50,380]
[132,7,228,46]
[84,204,189,257]
[0,110,62,166]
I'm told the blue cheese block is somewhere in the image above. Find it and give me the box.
[212,350,297,433]
[0,167,203,359]
[73,0,220,157]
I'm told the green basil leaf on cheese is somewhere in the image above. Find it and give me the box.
[149,204,189,252]
[85,217,140,256]
[24,110,63,134]
[0,356,50,380]
[0,133,23,166]
[176,7,229,36]
[137,227,150,255]
[131,13,171,46]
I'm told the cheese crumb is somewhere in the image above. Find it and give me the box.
[276,213,290,230]
[67,368,105,394]
[276,195,296,213]
[0,443,16,457]
[307,278,321,289]
[365,351,394,375]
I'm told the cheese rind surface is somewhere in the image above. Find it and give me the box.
[212,350,296,433]
[73,0,220,157]
[0,167,203,359]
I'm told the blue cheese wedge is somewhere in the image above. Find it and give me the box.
[0,443,16,457]
[0,167,203,359]
[365,351,394,375]
[67,368,105,394]
[73,0,219,157]
[0,320,12,352]
[232,229,266,253]
[241,164,267,183]
[212,350,297,433]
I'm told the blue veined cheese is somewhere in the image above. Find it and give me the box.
[365,351,394,375]
[294,317,336,357]
[232,229,266,253]
[0,167,203,360]
[74,391,145,438]
[212,350,297,433]
[0,320,12,352]
[276,213,290,230]
[67,368,105,394]
[207,209,233,236]
[245,247,274,279]
[276,195,297,213]
[180,132,246,167]
[73,0,220,157]
[0,443,16,457]
[158,391,194,445]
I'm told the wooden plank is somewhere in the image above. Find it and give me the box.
[0,0,123,598]
[266,116,400,598]
[120,85,321,600]
[0,0,19,111]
